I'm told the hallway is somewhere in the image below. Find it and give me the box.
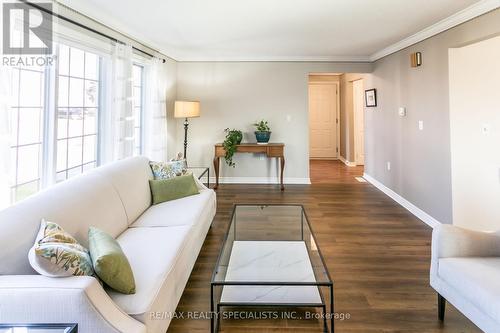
[309,159,364,184]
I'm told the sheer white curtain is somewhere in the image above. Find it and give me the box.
[143,57,168,162]
[110,43,134,161]
[0,65,12,209]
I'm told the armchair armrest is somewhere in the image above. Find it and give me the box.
[0,275,145,333]
[430,225,500,287]
[432,224,500,259]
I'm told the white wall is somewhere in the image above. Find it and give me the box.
[449,35,500,232]
[175,62,372,183]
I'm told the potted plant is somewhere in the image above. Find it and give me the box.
[222,128,243,167]
[253,120,271,144]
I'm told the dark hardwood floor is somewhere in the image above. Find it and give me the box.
[167,160,481,333]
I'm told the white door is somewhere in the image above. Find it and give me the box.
[353,79,365,165]
[309,83,338,159]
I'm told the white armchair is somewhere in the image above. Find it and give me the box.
[431,224,500,333]
[0,275,146,333]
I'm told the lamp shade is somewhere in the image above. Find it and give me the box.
[174,101,200,118]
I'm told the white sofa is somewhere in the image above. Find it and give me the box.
[0,156,216,333]
[431,224,500,333]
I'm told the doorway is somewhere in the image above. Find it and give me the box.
[353,79,365,165]
[308,75,340,159]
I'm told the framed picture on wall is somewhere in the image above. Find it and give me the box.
[365,89,377,107]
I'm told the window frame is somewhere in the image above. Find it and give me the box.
[53,44,103,183]
[9,65,48,202]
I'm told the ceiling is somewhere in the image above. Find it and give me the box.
[59,0,494,62]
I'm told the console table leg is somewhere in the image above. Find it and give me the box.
[280,156,285,191]
[213,157,220,190]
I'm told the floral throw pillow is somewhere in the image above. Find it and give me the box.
[28,219,94,277]
[150,160,188,180]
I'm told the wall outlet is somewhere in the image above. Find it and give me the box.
[387,161,391,171]
[398,107,407,117]
[259,155,265,161]
[418,120,424,131]
[286,115,292,122]
[481,123,491,135]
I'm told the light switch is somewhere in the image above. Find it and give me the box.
[387,161,391,171]
[398,107,406,117]
[286,115,292,122]
[418,121,424,131]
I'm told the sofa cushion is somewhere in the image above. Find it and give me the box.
[149,160,187,180]
[89,227,136,294]
[29,220,94,277]
[131,189,215,228]
[439,257,500,321]
[107,226,191,316]
[149,174,199,205]
[95,156,153,224]
[0,172,128,275]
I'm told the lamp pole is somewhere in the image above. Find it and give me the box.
[183,117,189,159]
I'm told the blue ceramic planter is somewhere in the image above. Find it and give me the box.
[255,131,271,143]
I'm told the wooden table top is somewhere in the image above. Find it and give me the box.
[215,142,284,147]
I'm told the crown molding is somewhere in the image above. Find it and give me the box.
[174,55,371,63]
[369,0,500,61]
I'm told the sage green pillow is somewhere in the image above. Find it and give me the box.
[88,227,135,294]
[149,173,199,205]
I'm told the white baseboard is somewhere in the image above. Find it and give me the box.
[339,156,357,167]
[209,177,311,185]
[363,173,440,229]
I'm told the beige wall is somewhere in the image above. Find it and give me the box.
[175,62,372,183]
[164,58,178,157]
[449,35,500,231]
[363,8,500,224]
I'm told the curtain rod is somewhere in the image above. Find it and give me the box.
[20,0,167,63]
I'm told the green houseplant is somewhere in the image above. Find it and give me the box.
[222,128,243,167]
[253,120,271,144]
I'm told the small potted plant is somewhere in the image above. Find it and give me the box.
[222,128,243,167]
[253,120,271,144]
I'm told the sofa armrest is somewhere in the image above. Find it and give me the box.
[193,174,209,191]
[0,275,146,333]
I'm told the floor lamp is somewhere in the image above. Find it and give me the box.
[174,101,200,160]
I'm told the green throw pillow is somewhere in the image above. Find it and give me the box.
[149,173,199,205]
[88,227,136,294]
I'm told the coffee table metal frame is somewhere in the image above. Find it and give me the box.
[210,204,334,333]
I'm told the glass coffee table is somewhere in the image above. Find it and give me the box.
[211,204,334,332]
[0,324,77,333]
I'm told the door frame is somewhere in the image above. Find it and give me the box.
[308,81,341,160]
[352,79,364,165]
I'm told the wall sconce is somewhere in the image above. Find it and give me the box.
[410,52,422,67]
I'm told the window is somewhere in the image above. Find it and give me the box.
[132,64,144,155]
[56,45,101,182]
[4,39,152,206]
[9,64,46,202]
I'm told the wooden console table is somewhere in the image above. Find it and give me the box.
[213,143,285,191]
